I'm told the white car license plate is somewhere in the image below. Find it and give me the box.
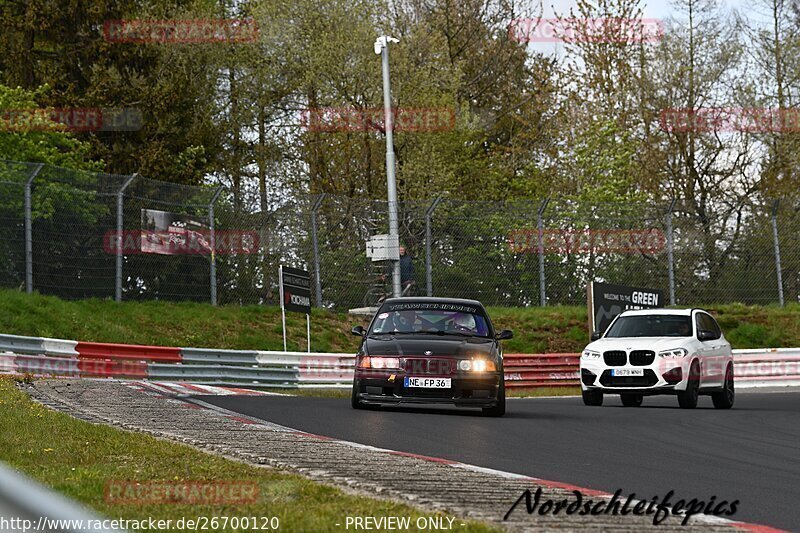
[404,377,451,389]
[611,368,645,377]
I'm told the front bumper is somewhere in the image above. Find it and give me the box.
[353,370,502,408]
[580,358,690,394]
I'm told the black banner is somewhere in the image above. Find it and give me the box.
[589,282,664,334]
[281,266,311,314]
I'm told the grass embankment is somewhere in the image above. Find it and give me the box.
[0,378,496,532]
[3,289,797,354]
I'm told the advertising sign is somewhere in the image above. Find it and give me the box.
[588,282,664,334]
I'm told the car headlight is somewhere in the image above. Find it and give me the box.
[582,350,600,359]
[358,356,400,369]
[459,359,497,372]
[658,348,688,358]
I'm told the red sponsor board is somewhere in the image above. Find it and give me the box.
[76,342,182,363]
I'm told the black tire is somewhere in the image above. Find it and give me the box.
[351,379,365,410]
[483,379,506,417]
[582,389,603,406]
[621,394,643,407]
[678,361,700,409]
[711,364,735,409]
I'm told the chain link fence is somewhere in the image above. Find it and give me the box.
[1,160,798,309]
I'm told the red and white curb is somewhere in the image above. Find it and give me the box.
[130,384,788,533]
[126,380,289,397]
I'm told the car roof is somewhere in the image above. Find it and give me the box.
[381,296,484,307]
[618,308,698,317]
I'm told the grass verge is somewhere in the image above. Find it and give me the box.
[2,289,798,354]
[0,377,497,532]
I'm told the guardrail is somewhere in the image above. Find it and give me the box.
[501,349,800,388]
[0,461,122,533]
[1,333,799,389]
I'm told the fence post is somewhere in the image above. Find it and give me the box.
[209,186,224,306]
[666,199,677,306]
[537,198,549,307]
[425,196,442,297]
[311,194,325,307]
[24,163,44,294]
[771,200,785,307]
[115,173,137,302]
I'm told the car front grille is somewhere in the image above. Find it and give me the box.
[603,350,626,366]
[629,350,655,366]
[599,369,659,388]
[403,358,454,375]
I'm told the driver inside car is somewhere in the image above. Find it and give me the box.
[394,310,417,333]
[450,312,477,334]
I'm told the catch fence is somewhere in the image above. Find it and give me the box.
[1,160,797,308]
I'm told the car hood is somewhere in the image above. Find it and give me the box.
[363,334,495,358]
[585,337,691,352]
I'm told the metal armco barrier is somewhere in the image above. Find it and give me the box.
[75,342,182,362]
[503,353,580,388]
[0,461,123,533]
[1,332,799,390]
[0,334,78,357]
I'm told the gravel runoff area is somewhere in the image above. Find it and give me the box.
[25,379,753,532]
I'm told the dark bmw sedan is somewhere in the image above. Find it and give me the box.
[350,297,512,416]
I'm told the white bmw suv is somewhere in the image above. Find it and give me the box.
[580,309,734,409]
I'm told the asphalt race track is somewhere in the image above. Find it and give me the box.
[195,390,800,531]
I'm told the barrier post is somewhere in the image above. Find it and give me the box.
[311,194,325,307]
[279,265,287,351]
[537,198,549,307]
[425,196,442,296]
[666,198,677,306]
[115,173,137,302]
[24,163,43,294]
[209,186,224,306]
[306,313,311,353]
[771,200,785,307]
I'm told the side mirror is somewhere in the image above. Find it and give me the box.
[698,329,716,341]
[496,329,513,340]
[590,331,602,341]
[351,325,366,337]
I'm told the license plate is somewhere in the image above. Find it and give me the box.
[404,377,451,389]
[611,368,644,377]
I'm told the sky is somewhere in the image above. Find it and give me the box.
[530,0,749,19]
[521,0,764,56]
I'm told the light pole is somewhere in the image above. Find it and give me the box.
[375,35,401,298]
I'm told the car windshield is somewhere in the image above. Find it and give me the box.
[369,303,491,337]
[605,315,692,338]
